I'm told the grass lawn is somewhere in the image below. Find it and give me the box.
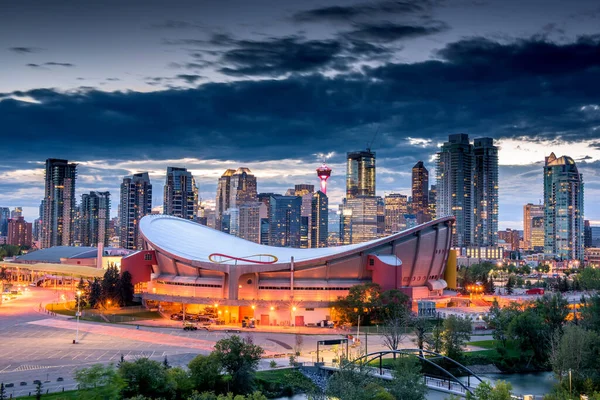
[16,389,87,399]
[46,301,76,316]
[113,311,162,319]
[255,368,316,398]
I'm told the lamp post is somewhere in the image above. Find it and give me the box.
[75,290,81,344]
[292,306,296,327]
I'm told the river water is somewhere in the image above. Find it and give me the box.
[276,371,556,400]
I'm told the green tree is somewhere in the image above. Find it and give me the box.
[411,317,429,352]
[74,363,125,400]
[35,381,42,400]
[188,353,223,392]
[119,357,174,399]
[386,357,427,400]
[88,278,102,308]
[0,382,6,400]
[167,367,194,399]
[534,293,569,335]
[76,278,88,308]
[326,365,387,400]
[380,291,410,357]
[484,300,518,351]
[466,380,513,400]
[101,264,120,304]
[117,270,135,306]
[579,268,600,290]
[439,315,472,361]
[213,335,264,393]
[508,308,547,365]
[332,283,382,325]
[505,276,515,295]
[581,294,600,333]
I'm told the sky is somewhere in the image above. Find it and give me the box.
[1,0,600,229]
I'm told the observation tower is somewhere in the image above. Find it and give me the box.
[316,163,332,194]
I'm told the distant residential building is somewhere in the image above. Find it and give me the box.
[81,191,111,247]
[164,167,198,220]
[544,153,584,261]
[473,138,499,246]
[11,207,22,219]
[0,207,9,237]
[498,229,520,252]
[531,216,545,252]
[585,248,600,267]
[7,217,32,247]
[238,203,262,244]
[42,158,77,248]
[412,161,430,224]
[346,149,376,199]
[384,193,408,234]
[269,195,302,248]
[215,169,236,231]
[523,203,544,250]
[311,191,328,248]
[119,172,152,250]
[428,185,437,219]
[584,220,593,248]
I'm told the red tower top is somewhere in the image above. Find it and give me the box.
[316,163,332,194]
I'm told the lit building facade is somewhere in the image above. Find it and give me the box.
[42,158,77,248]
[311,191,328,248]
[428,185,437,219]
[215,169,236,231]
[473,138,499,246]
[81,191,111,247]
[163,167,198,220]
[384,193,408,234]
[412,161,430,224]
[238,203,262,244]
[498,229,520,252]
[7,216,32,247]
[523,203,544,251]
[269,195,302,248]
[229,168,258,209]
[0,207,9,237]
[346,149,376,199]
[119,172,153,250]
[544,153,584,261]
[346,196,378,244]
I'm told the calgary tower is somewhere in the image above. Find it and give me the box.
[316,163,332,194]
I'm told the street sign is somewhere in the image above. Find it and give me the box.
[318,339,346,346]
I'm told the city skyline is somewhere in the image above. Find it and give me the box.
[1,0,600,228]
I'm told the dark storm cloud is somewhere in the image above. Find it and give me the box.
[292,0,434,23]
[26,62,75,68]
[342,21,448,43]
[2,35,600,167]
[176,74,203,83]
[9,46,42,54]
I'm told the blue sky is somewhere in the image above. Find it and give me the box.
[1,0,600,228]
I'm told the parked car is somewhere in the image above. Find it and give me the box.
[170,313,183,321]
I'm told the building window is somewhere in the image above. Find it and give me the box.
[144,253,152,261]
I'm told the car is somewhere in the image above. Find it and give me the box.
[183,323,198,331]
[185,314,198,321]
[170,313,183,321]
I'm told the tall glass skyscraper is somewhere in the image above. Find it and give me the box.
[268,195,302,248]
[311,191,328,248]
[119,172,152,250]
[163,167,198,220]
[523,203,544,251]
[42,158,77,248]
[411,161,430,224]
[544,153,584,261]
[473,138,498,246]
[81,191,111,247]
[346,149,376,199]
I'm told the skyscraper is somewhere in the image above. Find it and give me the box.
[346,149,376,199]
[346,196,378,243]
[428,185,437,219]
[120,172,153,250]
[523,203,544,250]
[164,167,198,220]
[229,167,258,208]
[544,153,584,261]
[11,207,23,219]
[238,203,262,244]
[0,207,9,237]
[437,134,473,247]
[585,220,593,248]
[269,195,302,248]
[7,217,32,247]
[42,158,77,248]
[294,184,314,196]
[81,191,111,247]
[215,169,236,231]
[412,161,430,224]
[473,138,499,246]
[311,191,328,248]
[384,193,408,234]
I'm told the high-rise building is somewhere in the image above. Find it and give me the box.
[339,204,353,245]
[346,149,376,199]
[11,207,23,219]
[384,193,408,234]
[300,216,309,248]
[544,153,584,261]
[412,161,430,224]
[238,203,262,244]
[81,191,111,247]
[311,191,328,248]
[316,164,332,194]
[215,169,236,231]
[0,207,9,237]
[42,158,77,248]
[229,168,258,209]
[498,229,520,252]
[269,195,302,248]
[376,196,385,237]
[119,172,153,250]
[437,134,473,247]
[531,216,544,252]
[584,220,593,248]
[294,184,314,197]
[7,216,32,247]
[473,138,499,246]
[523,203,544,250]
[428,185,437,219]
[346,196,378,244]
[163,167,198,220]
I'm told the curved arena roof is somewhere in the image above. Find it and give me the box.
[139,214,454,266]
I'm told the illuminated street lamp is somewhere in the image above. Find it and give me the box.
[75,290,82,344]
[291,306,297,327]
[251,304,255,321]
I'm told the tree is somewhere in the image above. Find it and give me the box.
[88,278,102,309]
[332,283,382,325]
[167,367,194,400]
[119,357,174,399]
[101,264,120,304]
[484,300,517,351]
[74,363,125,400]
[579,267,600,290]
[0,382,6,400]
[581,294,600,333]
[466,380,513,400]
[534,293,569,335]
[386,357,427,400]
[294,334,304,356]
[505,276,515,295]
[188,353,223,393]
[507,308,547,365]
[117,270,135,306]
[76,278,88,308]
[212,335,264,393]
[380,302,409,357]
[326,365,387,400]
[411,317,428,352]
[439,315,472,361]
[35,381,42,400]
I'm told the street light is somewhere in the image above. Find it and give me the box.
[292,306,297,327]
[75,290,82,344]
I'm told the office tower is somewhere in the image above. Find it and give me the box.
[412,161,430,224]
[339,203,353,245]
[229,168,258,208]
[428,185,437,219]
[376,196,385,237]
[300,216,309,248]
[591,226,600,247]
[80,191,110,247]
[346,149,376,199]
[269,195,302,248]
[328,209,340,234]
[523,203,544,250]
[42,158,77,248]
[238,203,262,243]
[436,134,473,247]
[498,229,520,252]
[316,164,332,194]
[544,153,584,260]
[346,196,378,243]
[585,220,592,248]
[224,208,239,236]
[384,193,408,234]
[72,205,83,246]
[531,217,545,252]
[164,167,198,220]
[0,207,9,237]
[311,191,328,248]
[260,218,269,245]
[119,172,153,250]
[7,216,32,247]
[11,207,23,219]
[108,217,120,240]
[473,138,499,246]
[33,218,42,244]
[294,184,314,197]
[215,169,236,231]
